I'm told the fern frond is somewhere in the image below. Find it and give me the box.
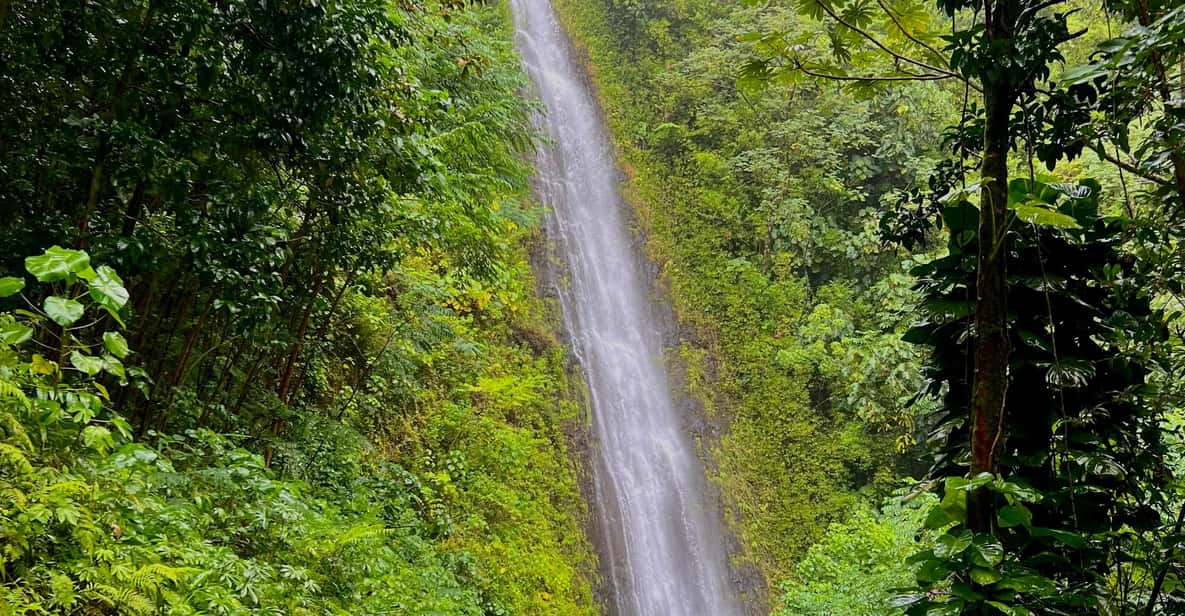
[0,379,27,407]
[126,563,194,591]
[0,410,32,451]
[83,583,156,615]
[0,443,34,476]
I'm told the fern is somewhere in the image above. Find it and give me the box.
[0,379,27,408]
[0,409,32,451]
[0,443,33,476]
[83,583,156,615]
[126,563,194,592]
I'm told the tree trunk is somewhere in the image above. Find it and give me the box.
[278,271,326,402]
[968,0,1019,535]
[78,155,106,249]
[169,294,214,390]
[120,182,148,237]
[288,272,354,400]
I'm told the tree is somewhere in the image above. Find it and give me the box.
[742,0,1184,611]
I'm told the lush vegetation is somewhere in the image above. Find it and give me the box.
[5,0,1185,613]
[0,1,596,613]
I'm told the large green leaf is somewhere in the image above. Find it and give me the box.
[44,296,84,326]
[0,277,25,297]
[103,331,130,358]
[101,355,126,379]
[969,567,1002,585]
[1012,203,1081,229]
[0,321,33,345]
[25,247,91,282]
[997,504,1033,528]
[934,530,973,558]
[87,266,129,320]
[970,537,1004,567]
[69,351,104,376]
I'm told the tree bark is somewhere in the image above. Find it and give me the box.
[277,272,326,403]
[968,0,1019,535]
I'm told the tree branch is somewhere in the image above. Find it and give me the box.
[1086,141,1171,186]
[792,58,955,84]
[875,0,951,68]
[814,0,981,91]
[1016,0,1069,26]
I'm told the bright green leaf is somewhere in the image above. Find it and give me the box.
[69,351,103,376]
[103,331,130,359]
[0,277,24,297]
[970,567,1002,585]
[81,426,113,453]
[87,266,128,323]
[101,355,126,380]
[0,321,33,345]
[1013,203,1081,229]
[25,246,90,282]
[44,296,84,326]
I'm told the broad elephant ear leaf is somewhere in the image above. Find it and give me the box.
[0,320,33,345]
[0,277,24,297]
[69,351,104,376]
[87,266,129,325]
[44,296,85,327]
[25,246,91,282]
[103,332,131,359]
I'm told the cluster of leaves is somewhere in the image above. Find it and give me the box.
[894,176,1179,613]
[737,0,1185,612]
[775,490,938,615]
[1,248,595,614]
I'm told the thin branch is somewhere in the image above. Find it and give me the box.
[1016,0,1070,25]
[792,58,955,83]
[1086,141,1171,186]
[875,0,951,68]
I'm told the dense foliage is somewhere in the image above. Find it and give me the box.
[741,0,1185,612]
[550,0,955,599]
[0,1,596,613]
[556,0,1185,613]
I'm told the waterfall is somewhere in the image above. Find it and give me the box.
[510,2,746,614]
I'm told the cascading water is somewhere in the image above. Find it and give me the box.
[509,2,745,614]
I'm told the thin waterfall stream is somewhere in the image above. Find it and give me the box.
[509,2,746,614]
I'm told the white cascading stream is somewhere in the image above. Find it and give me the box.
[509,2,745,614]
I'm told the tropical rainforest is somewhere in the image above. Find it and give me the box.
[0,0,1182,614]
